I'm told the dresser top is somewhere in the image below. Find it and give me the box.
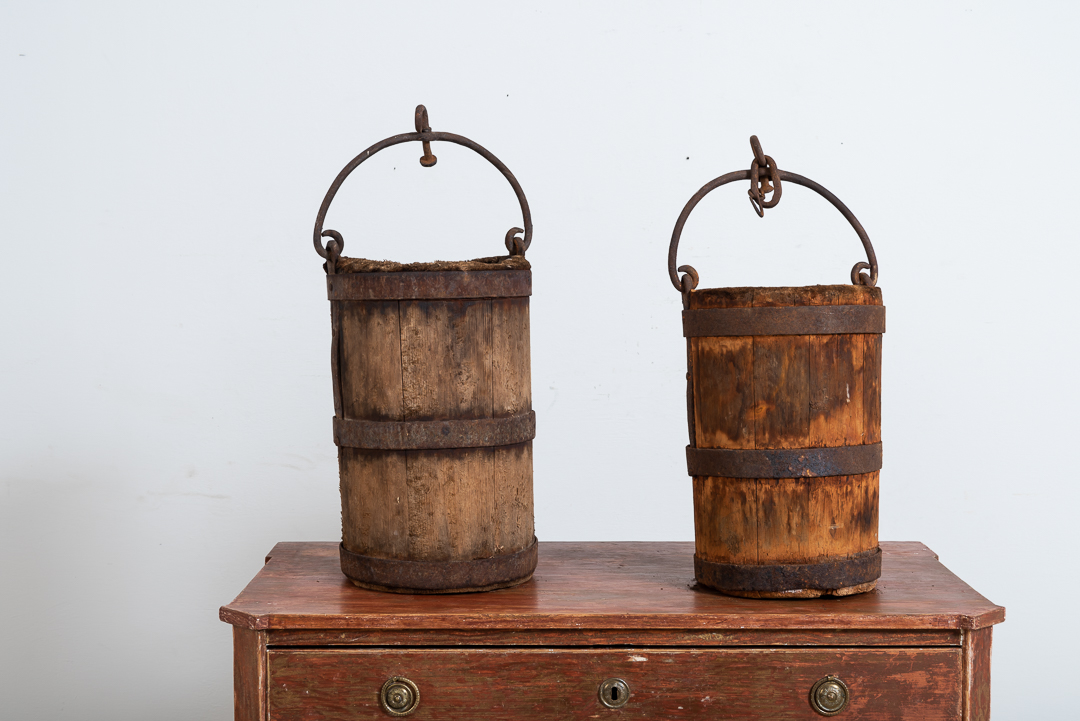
[219,542,1004,632]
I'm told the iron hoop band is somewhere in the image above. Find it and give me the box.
[686,443,882,479]
[682,304,885,337]
[340,538,538,594]
[327,269,532,301]
[695,547,882,593]
[333,412,536,451]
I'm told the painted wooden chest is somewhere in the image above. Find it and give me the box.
[220,541,1003,720]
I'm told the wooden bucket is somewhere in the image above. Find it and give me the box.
[667,136,884,598]
[312,106,537,593]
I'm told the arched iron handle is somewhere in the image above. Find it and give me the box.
[313,105,532,274]
[667,169,878,293]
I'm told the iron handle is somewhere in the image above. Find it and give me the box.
[809,675,850,716]
[667,137,878,293]
[380,676,420,717]
[313,105,532,274]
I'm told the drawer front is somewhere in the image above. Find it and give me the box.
[268,647,961,720]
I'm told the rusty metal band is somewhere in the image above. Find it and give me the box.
[695,547,881,593]
[686,443,881,478]
[334,411,535,450]
[668,167,879,292]
[314,105,532,273]
[327,270,531,301]
[340,538,538,593]
[683,305,885,337]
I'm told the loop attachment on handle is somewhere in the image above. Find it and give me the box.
[505,227,525,256]
[678,265,699,295]
[748,135,782,217]
[415,105,437,167]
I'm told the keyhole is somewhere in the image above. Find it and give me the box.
[599,678,630,709]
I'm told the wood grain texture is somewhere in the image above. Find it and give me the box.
[219,542,1005,633]
[691,336,755,449]
[334,292,534,577]
[339,300,403,422]
[399,299,493,422]
[340,449,409,558]
[963,627,993,721]
[805,474,878,559]
[688,286,882,582]
[693,473,878,566]
[753,334,811,450]
[494,442,533,553]
[491,298,531,417]
[405,448,495,561]
[329,303,343,418]
[755,477,812,563]
[693,476,758,563]
[808,334,862,446]
[233,627,267,721]
[267,647,962,721]
[863,332,882,443]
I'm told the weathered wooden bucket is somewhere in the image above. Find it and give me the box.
[312,106,537,593]
[668,136,884,598]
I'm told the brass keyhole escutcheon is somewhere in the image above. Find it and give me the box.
[598,678,630,709]
[809,675,849,716]
[380,677,420,717]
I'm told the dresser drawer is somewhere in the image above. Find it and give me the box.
[268,647,962,720]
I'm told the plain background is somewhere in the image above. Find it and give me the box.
[2,2,1077,719]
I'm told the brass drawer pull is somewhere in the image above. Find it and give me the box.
[598,678,630,709]
[810,675,849,716]
[380,677,420,717]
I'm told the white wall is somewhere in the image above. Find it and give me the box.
[1,2,1076,719]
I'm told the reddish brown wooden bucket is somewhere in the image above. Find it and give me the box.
[668,137,884,598]
[312,106,537,593]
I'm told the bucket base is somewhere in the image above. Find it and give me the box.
[348,574,534,595]
[340,538,538,595]
[694,547,881,599]
[717,580,878,599]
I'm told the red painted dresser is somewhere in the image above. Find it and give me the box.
[219,542,1003,720]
